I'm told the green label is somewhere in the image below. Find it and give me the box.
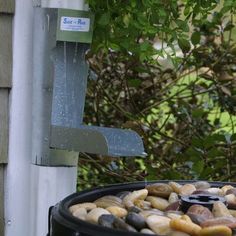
[57,9,94,43]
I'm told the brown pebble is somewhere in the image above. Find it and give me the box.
[207,188,224,196]
[222,185,234,195]
[187,204,213,224]
[165,201,180,211]
[94,195,123,208]
[146,196,169,211]
[169,192,179,204]
[147,215,171,235]
[226,188,236,196]
[168,231,190,236]
[140,228,156,234]
[198,225,232,236]
[69,203,96,213]
[86,208,111,224]
[194,181,211,190]
[139,209,164,219]
[179,184,196,196]
[169,182,182,194]
[170,218,201,236]
[201,216,236,228]
[212,202,232,218]
[134,199,152,210]
[106,206,127,218]
[225,194,236,210]
[146,183,173,198]
[72,208,87,220]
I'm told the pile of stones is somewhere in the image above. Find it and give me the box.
[69,181,236,236]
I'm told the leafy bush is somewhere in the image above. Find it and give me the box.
[78,0,236,190]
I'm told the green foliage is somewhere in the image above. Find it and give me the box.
[78,0,236,190]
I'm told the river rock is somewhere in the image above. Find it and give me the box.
[181,214,193,223]
[94,195,123,208]
[146,196,169,211]
[179,184,196,196]
[221,185,234,195]
[106,206,127,218]
[86,208,111,224]
[139,209,164,219]
[198,225,232,236]
[169,182,182,194]
[134,199,152,210]
[170,218,201,236]
[146,215,171,235]
[140,228,156,234]
[128,206,142,213]
[123,189,148,209]
[69,202,96,213]
[226,188,236,196]
[168,231,190,236]
[72,207,87,220]
[125,212,146,230]
[201,216,236,228]
[116,191,131,199]
[98,214,116,228]
[146,183,173,198]
[194,181,211,190]
[165,201,180,211]
[113,217,137,232]
[207,188,224,196]
[229,209,236,217]
[165,211,183,219]
[212,202,232,217]
[169,192,179,204]
[186,205,213,224]
[225,194,236,210]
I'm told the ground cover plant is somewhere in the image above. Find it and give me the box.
[78,0,236,190]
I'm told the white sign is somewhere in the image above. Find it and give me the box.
[60,16,90,32]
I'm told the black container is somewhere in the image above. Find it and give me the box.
[48,180,236,236]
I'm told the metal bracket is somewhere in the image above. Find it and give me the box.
[33,0,88,10]
[32,8,146,167]
[50,125,146,157]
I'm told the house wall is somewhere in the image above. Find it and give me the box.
[0,1,14,235]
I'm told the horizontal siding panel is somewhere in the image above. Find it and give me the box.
[0,0,15,14]
[0,14,12,88]
[0,89,8,163]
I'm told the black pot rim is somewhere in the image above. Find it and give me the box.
[56,180,236,236]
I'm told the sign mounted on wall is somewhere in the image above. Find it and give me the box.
[57,9,94,43]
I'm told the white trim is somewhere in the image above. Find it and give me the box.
[30,166,77,236]
[5,1,78,236]
[4,0,34,234]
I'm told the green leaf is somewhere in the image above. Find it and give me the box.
[163,170,182,179]
[184,6,191,16]
[191,138,204,148]
[178,38,191,53]
[192,159,204,175]
[207,149,224,159]
[176,19,189,32]
[191,31,201,45]
[98,13,110,26]
[192,108,206,118]
[224,23,235,32]
[127,79,142,88]
[109,43,120,51]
